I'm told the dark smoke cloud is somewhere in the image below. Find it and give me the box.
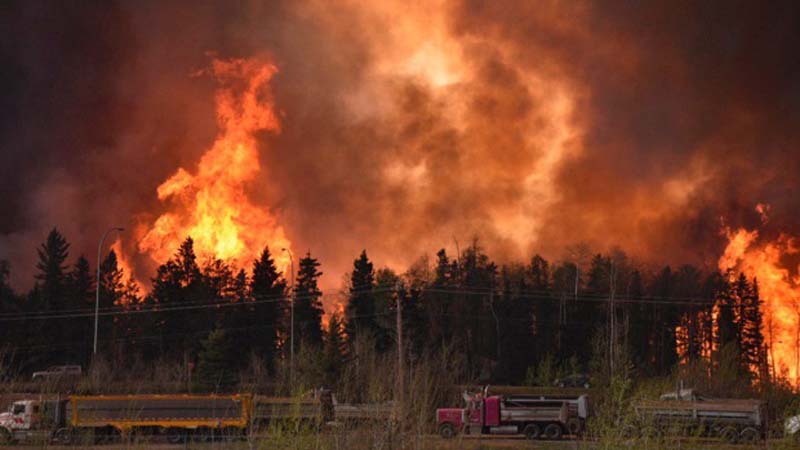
[1,0,799,291]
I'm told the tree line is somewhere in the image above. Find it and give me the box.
[0,228,774,390]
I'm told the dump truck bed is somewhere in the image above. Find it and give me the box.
[67,395,250,430]
[635,398,764,426]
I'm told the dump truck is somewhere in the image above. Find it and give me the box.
[437,388,590,440]
[0,394,251,444]
[627,389,766,444]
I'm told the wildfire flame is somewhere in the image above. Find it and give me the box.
[138,57,292,274]
[719,206,800,385]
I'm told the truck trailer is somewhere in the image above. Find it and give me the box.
[628,389,766,444]
[437,389,589,440]
[0,394,251,444]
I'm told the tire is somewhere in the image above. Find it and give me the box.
[543,423,563,440]
[192,428,213,442]
[719,426,738,444]
[566,418,583,436]
[53,428,74,445]
[0,428,13,445]
[739,427,759,443]
[165,428,186,444]
[439,423,456,439]
[523,424,541,440]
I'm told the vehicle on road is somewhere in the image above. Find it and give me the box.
[30,365,81,382]
[625,388,766,444]
[436,388,589,440]
[553,374,591,389]
[0,394,251,445]
[0,389,384,445]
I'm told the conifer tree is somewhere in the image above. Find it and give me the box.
[529,255,555,363]
[248,247,286,372]
[66,256,94,364]
[35,228,70,311]
[193,327,238,392]
[294,252,324,348]
[715,272,738,364]
[98,251,125,358]
[0,261,21,359]
[31,228,70,366]
[741,276,766,381]
[323,312,346,383]
[345,250,376,344]
[151,237,205,358]
[424,249,455,347]
[650,266,679,375]
[373,268,398,353]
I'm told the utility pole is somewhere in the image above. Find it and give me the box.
[94,227,124,357]
[282,248,295,381]
[608,260,617,377]
[396,281,404,427]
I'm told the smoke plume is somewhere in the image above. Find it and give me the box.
[1,0,799,292]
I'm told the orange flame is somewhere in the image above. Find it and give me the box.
[719,206,800,386]
[110,237,143,295]
[138,57,292,274]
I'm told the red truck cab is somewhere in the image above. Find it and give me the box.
[437,390,588,440]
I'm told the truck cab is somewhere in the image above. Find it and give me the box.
[0,400,41,443]
[0,401,39,431]
[0,399,66,444]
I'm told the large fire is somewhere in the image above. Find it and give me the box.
[719,206,800,385]
[138,57,292,274]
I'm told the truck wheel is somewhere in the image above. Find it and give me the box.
[739,427,759,443]
[566,418,583,436]
[544,423,563,440]
[52,428,73,445]
[165,428,186,444]
[523,424,541,440]
[438,423,456,439]
[719,426,738,444]
[0,428,13,445]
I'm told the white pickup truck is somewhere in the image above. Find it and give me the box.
[31,365,81,382]
[786,414,800,442]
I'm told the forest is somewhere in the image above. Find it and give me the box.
[0,227,784,399]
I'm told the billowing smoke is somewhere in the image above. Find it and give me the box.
[1,0,799,292]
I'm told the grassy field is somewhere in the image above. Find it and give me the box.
[1,434,796,450]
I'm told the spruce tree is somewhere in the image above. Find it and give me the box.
[66,256,94,365]
[650,266,679,375]
[529,255,555,365]
[715,272,737,362]
[323,312,346,384]
[0,261,21,362]
[294,252,324,348]
[248,247,286,373]
[35,228,70,310]
[31,228,70,366]
[373,268,399,353]
[193,327,238,392]
[98,251,125,358]
[741,276,766,381]
[424,249,455,348]
[151,237,206,359]
[345,250,376,344]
